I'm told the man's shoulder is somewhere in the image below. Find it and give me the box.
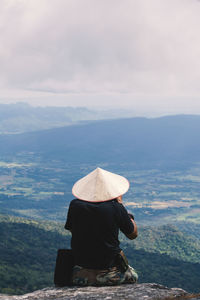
[69,198,92,208]
[70,198,119,208]
[70,198,82,206]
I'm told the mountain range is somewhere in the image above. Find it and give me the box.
[0,114,200,168]
[0,102,136,134]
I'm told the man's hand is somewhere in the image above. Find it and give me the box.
[128,213,134,220]
[116,195,123,203]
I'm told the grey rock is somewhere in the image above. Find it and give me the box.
[0,283,192,300]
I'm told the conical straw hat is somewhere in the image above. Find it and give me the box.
[72,167,129,202]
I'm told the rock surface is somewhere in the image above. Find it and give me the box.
[1,283,199,300]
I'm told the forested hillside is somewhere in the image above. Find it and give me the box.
[0,215,200,295]
[0,215,70,295]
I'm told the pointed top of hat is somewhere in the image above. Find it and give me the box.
[72,167,129,202]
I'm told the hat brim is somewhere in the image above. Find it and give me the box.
[72,167,130,202]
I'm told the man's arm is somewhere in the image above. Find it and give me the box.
[64,201,73,231]
[125,218,138,240]
[116,196,138,240]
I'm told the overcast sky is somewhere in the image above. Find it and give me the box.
[0,0,200,115]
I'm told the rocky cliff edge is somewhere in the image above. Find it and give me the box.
[0,283,200,300]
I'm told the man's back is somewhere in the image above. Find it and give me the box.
[65,199,134,269]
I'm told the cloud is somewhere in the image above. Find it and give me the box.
[0,0,200,111]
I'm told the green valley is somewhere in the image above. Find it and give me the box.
[0,157,199,225]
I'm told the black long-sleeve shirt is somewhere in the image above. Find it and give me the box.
[65,198,134,269]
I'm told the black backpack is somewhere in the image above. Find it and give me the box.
[54,249,74,287]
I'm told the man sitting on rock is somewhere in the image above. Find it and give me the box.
[65,167,138,286]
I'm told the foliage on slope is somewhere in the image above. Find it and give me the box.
[0,215,199,295]
[175,222,200,241]
[0,215,70,294]
[121,224,200,263]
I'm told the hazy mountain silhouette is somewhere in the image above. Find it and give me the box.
[0,115,199,167]
[0,102,137,133]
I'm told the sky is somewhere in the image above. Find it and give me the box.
[0,0,200,116]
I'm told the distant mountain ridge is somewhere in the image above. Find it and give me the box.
[0,103,94,133]
[0,114,200,168]
[0,102,137,134]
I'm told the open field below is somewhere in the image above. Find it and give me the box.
[0,156,199,225]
